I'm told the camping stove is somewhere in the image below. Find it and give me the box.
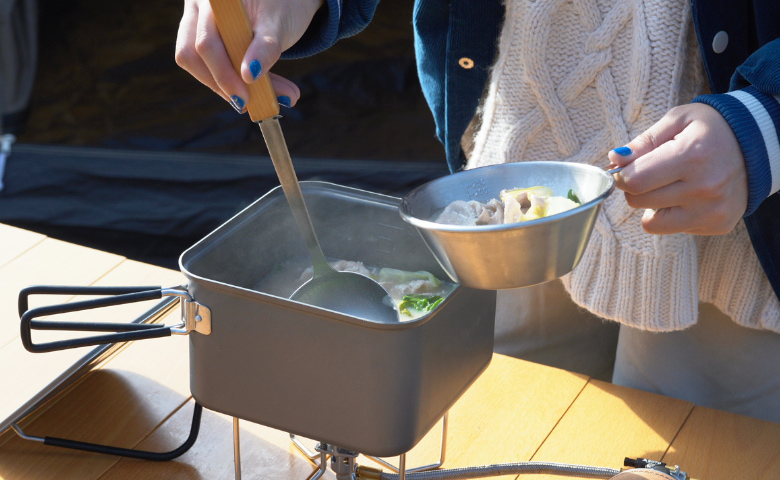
[228,420,692,480]
[231,417,448,480]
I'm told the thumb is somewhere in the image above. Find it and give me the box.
[240,32,282,85]
[607,110,687,167]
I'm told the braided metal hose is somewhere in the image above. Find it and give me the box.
[377,461,621,480]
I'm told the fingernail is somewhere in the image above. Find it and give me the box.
[249,60,262,80]
[613,146,632,156]
[277,95,291,108]
[230,95,245,113]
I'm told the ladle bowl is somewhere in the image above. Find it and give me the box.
[290,269,396,318]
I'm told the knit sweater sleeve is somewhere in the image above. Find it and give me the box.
[691,39,780,217]
[281,0,379,59]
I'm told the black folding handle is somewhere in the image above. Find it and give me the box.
[13,402,203,462]
[19,286,176,353]
[43,403,203,461]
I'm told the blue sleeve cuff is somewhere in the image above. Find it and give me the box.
[692,86,780,217]
[281,0,378,60]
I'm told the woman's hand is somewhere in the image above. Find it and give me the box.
[607,103,748,235]
[175,0,323,111]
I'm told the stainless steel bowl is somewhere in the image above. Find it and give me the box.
[399,161,615,290]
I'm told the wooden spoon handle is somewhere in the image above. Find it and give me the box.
[208,0,280,121]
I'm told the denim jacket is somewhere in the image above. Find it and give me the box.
[687,1,780,301]
[285,0,780,300]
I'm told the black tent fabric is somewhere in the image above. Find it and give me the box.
[0,144,448,269]
[2,0,451,269]
[0,0,37,134]
[21,0,443,162]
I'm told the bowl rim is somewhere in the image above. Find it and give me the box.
[399,161,616,233]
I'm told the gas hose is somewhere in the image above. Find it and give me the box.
[357,457,692,480]
[357,461,621,479]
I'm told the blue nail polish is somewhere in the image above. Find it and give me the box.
[249,60,262,80]
[613,146,632,156]
[277,95,291,108]
[230,95,245,113]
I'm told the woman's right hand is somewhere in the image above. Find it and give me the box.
[175,0,323,112]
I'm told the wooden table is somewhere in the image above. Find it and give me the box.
[1,223,779,480]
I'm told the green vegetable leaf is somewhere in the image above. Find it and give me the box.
[398,294,444,316]
[567,189,581,204]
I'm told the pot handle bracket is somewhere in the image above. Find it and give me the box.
[19,285,212,354]
[166,287,212,336]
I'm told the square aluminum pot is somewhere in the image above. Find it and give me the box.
[179,182,496,457]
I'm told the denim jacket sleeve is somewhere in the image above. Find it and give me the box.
[691,37,780,301]
[281,0,380,59]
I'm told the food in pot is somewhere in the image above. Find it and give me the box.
[397,294,444,317]
[434,186,581,226]
[254,259,455,320]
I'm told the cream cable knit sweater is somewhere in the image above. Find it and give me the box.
[467,0,780,332]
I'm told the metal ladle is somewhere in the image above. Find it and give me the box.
[260,120,398,322]
[210,0,398,322]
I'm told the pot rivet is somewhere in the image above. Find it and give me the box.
[195,315,202,322]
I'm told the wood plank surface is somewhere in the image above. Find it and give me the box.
[0,225,45,269]
[664,406,780,480]
[0,331,191,480]
[527,380,693,479]
[395,355,589,478]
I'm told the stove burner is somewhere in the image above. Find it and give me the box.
[230,414,450,480]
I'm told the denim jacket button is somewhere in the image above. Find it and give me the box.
[458,57,475,69]
[712,31,729,54]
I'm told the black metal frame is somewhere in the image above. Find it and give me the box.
[19,285,174,353]
[16,285,202,460]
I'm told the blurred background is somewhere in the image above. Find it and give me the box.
[1,0,448,268]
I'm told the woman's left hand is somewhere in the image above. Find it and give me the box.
[607,103,748,235]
